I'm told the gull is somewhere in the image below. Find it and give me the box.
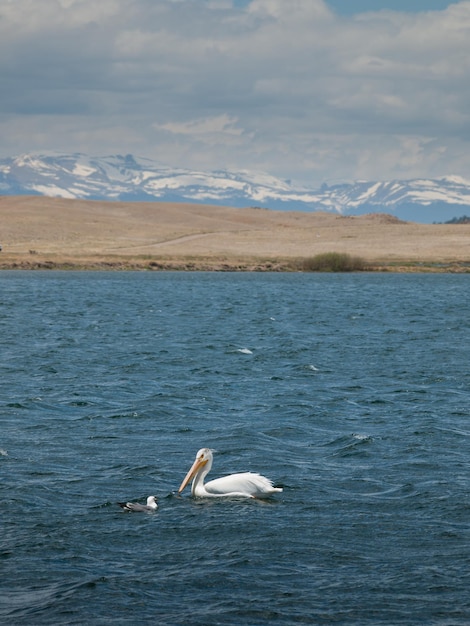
[117,495,158,512]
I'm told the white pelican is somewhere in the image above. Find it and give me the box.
[118,495,158,512]
[178,448,283,499]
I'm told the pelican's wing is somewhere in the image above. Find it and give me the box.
[205,472,282,498]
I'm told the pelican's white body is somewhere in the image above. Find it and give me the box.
[178,448,283,499]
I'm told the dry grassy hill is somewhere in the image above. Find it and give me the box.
[1,196,469,271]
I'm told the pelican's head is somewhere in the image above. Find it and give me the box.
[178,447,212,493]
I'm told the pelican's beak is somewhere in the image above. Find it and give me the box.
[178,456,208,493]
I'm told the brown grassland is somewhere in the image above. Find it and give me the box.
[0,195,469,271]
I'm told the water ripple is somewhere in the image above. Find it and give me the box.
[1,272,470,624]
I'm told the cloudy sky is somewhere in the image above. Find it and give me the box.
[1,0,469,186]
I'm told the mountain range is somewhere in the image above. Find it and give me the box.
[1,152,470,223]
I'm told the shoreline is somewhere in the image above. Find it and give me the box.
[1,253,469,273]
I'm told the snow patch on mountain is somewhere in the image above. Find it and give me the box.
[1,152,470,222]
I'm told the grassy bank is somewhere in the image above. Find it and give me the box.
[1,252,469,273]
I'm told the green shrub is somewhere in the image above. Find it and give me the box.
[301,252,368,272]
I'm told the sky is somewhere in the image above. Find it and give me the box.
[1,0,469,186]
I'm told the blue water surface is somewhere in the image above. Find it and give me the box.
[1,271,469,625]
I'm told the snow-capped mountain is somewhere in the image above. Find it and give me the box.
[1,152,470,223]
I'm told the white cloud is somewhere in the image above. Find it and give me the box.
[156,115,243,138]
[0,0,469,184]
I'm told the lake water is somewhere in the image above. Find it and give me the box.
[1,271,469,625]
